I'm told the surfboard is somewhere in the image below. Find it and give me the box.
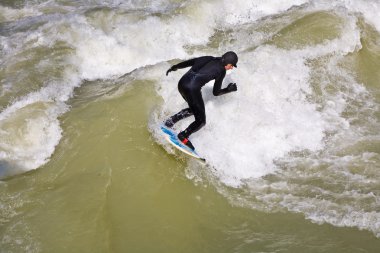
[160,125,205,161]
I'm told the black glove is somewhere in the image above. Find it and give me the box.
[226,83,237,92]
[166,66,177,76]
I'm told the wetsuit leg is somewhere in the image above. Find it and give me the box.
[179,88,206,138]
[165,108,193,127]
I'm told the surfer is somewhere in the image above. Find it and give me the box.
[164,51,238,150]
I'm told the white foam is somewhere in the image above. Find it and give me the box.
[0,6,82,167]
[0,105,62,174]
[279,193,380,237]
[215,150,380,236]
[195,47,325,186]
[158,10,362,186]
[153,3,380,237]
[61,2,217,80]
[217,0,309,26]
[0,0,223,177]
[0,74,79,178]
[310,0,380,32]
[58,0,312,81]
[0,6,42,22]
[1,0,380,238]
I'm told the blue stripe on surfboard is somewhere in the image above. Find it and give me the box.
[161,126,194,152]
[161,126,176,137]
[160,125,203,158]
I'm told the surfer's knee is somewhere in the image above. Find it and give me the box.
[191,103,206,128]
[196,116,206,128]
[201,118,206,127]
[201,113,206,126]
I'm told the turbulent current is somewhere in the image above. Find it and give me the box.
[0,0,380,252]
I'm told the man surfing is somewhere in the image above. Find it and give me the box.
[164,51,238,151]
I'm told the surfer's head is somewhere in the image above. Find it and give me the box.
[222,51,238,70]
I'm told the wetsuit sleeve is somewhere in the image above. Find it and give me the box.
[172,58,196,70]
[213,72,232,96]
[172,56,214,70]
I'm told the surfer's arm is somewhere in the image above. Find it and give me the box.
[166,59,195,75]
[166,56,213,76]
[175,56,214,69]
[172,59,196,69]
[213,73,237,96]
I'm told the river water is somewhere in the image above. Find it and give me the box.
[0,0,380,252]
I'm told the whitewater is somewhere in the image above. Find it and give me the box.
[1,0,380,251]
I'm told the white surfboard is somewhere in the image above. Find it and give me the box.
[160,125,205,161]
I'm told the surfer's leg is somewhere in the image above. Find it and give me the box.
[164,108,193,128]
[165,75,195,128]
[178,89,205,139]
[177,94,205,150]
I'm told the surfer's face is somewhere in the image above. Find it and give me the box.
[224,64,234,70]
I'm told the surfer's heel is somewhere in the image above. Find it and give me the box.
[178,133,195,151]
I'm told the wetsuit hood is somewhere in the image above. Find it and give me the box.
[221,51,238,67]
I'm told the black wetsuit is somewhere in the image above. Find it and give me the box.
[166,56,236,139]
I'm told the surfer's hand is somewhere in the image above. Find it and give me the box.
[227,83,237,92]
[166,66,177,76]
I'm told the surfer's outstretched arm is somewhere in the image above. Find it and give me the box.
[166,56,214,76]
[166,58,195,75]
